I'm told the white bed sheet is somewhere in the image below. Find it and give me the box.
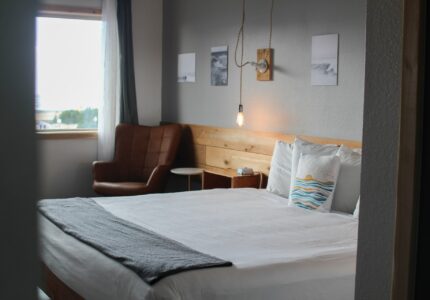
[39,188,358,300]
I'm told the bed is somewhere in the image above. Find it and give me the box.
[39,188,358,300]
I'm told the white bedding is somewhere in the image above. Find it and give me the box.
[39,188,358,300]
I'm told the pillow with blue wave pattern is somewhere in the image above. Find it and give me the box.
[289,153,341,212]
[288,138,339,201]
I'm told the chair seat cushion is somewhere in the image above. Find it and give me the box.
[93,181,149,196]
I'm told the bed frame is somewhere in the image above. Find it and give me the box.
[41,263,83,300]
[41,123,362,299]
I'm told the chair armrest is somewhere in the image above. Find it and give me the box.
[92,161,119,182]
[145,165,170,193]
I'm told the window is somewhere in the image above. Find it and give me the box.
[35,16,103,131]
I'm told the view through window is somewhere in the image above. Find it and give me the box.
[36,16,103,131]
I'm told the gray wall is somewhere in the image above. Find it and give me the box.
[0,0,38,298]
[355,0,402,299]
[162,0,366,140]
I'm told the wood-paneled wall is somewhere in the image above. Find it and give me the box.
[175,124,362,175]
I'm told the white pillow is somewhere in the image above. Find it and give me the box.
[288,138,339,199]
[353,197,360,218]
[266,141,293,198]
[332,145,362,213]
[289,153,341,212]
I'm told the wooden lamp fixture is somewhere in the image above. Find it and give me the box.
[255,48,274,81]
[255,0,275,81]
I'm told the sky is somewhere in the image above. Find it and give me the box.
[36,17,103,111]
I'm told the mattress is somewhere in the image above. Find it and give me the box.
[39,188,358,300]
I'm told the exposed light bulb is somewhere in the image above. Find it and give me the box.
[236,104,244,127]
[251,59,269,74]
[236,112,244,127]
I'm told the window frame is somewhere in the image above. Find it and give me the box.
[38,5,102,20]
[37,129,98,140]
[36,5,102,138]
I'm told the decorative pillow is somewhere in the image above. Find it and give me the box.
[266,141,293,198]
[289,153,341,212]
[288,138,339,199]
[353,197,360,218]
[332,145,362,214]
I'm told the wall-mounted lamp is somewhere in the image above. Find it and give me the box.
[234,0,275,127]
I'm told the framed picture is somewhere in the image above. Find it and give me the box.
[178,53,196,83]
[211,46,228,86]
[311,34,339,86]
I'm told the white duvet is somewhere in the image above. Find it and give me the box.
[39,188,358,300]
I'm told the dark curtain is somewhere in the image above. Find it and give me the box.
[117,0,139,124]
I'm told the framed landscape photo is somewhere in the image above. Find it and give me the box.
[211,46,228,86]
[311,34,339,86]
[178,53,196,83]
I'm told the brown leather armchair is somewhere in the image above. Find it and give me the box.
[92,123,182,196]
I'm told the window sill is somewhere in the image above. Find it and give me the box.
[37,130,98,140]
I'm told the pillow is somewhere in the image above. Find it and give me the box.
[288,138,339,199]
[353,197,360,218]
[353,148,362,155]
[289,153,341,212]
[332,145,362,213]
[266,141,293,198]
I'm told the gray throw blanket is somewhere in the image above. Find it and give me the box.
[38,198,232,285]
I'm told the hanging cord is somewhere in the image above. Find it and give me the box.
[262,0,275,62]
[234,0,251,70]
[240,53,243,105]
[268,0,274,49]
[234,0,251,106]
[235,0,275,69]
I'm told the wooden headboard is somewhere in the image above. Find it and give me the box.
[175,124,362,175]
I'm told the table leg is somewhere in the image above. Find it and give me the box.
[188,175,191,191]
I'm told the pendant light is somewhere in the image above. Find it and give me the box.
[234,0,275,127]
[235,0,247,127]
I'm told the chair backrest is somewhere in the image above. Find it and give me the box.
[113,123,182,182]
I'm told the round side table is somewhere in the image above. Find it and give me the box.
[170,168,203,191]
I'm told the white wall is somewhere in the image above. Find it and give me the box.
[37,0,163,199]
[162,0,366,140]
[355,0,402,299]
[37,139,98,199]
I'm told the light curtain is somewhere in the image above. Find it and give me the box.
[98,0,120,161]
